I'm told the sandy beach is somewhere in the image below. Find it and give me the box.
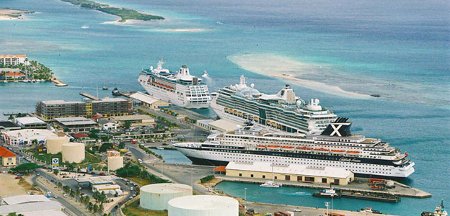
[0,8,31,20]
[228,53,372,99]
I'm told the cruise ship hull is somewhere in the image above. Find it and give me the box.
[175,146,415,178]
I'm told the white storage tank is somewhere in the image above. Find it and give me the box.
[62,142,85,163]
[168,195,239,216]
[108,156,124,171]
[46,136,69,154]
[140,183,192,210]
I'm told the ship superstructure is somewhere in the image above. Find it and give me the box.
[139,60,211,109]
[173,118,415,178]
[211,75,337,135]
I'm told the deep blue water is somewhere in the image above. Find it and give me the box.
[0,0,449,215]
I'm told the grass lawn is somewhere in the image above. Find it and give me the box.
[84,151,101,163]
[32,151,61,164]
[122,199,167,216]
[128,176,151,187]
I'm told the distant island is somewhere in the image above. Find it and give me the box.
[61,0,164,22]
[0,8,33,20]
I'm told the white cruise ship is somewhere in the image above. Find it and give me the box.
[173,118,415,178]
[138,61,211,109]
[211,75,337,135]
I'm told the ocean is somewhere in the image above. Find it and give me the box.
[0,0,449,214]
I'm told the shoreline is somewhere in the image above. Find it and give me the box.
[0,8,33,20]
[228,53,372,99]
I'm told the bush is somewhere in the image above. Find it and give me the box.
[11,163,40,174]
[200,175,215,183]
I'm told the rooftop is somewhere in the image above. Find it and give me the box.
[0,200,62,215]
[226,161,353,179]
[0,54,27,58]
[111,114,154,122]
[96,97,128,102]
[41,100,84,105]
[0,146,16,158]
[0,121,20,128]
[54,117,97,126]
[2,129,58,139]
[129,91,162,105]
[208,119,241,132]
[1,195,50,205]
[15,117,46,126]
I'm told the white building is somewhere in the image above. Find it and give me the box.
[129,91,170,110]
[102,122,117,131]
[226,161,354,185]
[196,119,241,133]
[1,129,58,146]
[0,54,28,66]
[0,195,65,216]
[15,117,47,129]
[92,184,122,195]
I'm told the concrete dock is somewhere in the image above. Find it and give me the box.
[216,176,431,198]
[79,92,99,100]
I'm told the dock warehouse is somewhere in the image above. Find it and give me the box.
[54,117,98,133]
[226,161,354,186]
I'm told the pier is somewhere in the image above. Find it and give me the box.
[79,92,100,101]
[216,176,431,199]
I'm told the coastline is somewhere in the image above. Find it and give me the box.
[0,8,33,20]
[228,53,372,99]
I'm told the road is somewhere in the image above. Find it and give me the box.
[32,172,88,216]
[127,144,213,195]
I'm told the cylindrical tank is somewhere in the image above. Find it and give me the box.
[168,195,239,216]
[46,136,69,154]
[140,183,192,210]
[108,156,124,171]
[62,142,85,163]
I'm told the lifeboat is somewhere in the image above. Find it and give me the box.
[346,150,360,154]
[331,149,346,153]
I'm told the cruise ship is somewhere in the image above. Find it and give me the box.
[138,61,211,109]
[173,118,415,178]
[211,75,337,135]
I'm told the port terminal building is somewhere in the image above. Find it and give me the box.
[226,161,354,186]
[129,91,170,110]
[54,117,98,133]
[0,195,65,216]
[36,98,131,120]
[15,116,47,129]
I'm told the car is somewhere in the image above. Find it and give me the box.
[15,176,22,179]
[293,209,302,212]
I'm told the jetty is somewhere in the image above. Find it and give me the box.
[79,92,100,101]
[51,76,67,87]
[216,176,431,199]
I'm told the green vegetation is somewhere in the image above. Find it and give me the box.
[116,162,169,185]
[200,175,215,183]
[11,163,40,173]
[32,151,61,164]
[0,60,53,81]
[60,0,164,22]
[122,199,167,216]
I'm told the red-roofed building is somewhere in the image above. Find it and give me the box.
[71,133,89,139]
[0,146,16,167]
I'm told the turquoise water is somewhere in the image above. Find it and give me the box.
[1,0,449,215]
[215,181,415,214]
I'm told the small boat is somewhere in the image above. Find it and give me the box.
[359,207,382,214]
[156,147,164,150]
[313,188,341,198]
[370,94,381,98]
[55,83,68,87]
[421,200,448,216]
[102,86,108,90]
[81,25,89,29]
[112,88,120,96]
[260,181,282,188]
